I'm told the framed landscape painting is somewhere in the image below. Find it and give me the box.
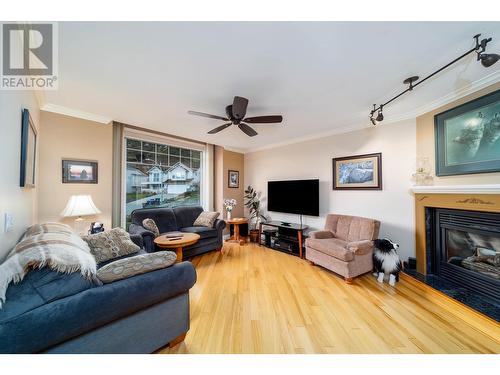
[332,153,382,190]
[62,159,98,183]
[435,89,500,176]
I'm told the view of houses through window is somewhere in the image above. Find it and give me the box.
[125,137,202,226]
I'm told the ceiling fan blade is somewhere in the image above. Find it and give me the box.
[238,123,258,137]
[207,123,232,134]
[188,111,228,121]
[232,96,249,119]
[243,115,283,123]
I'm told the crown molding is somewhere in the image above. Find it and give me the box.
[40,103,112,124]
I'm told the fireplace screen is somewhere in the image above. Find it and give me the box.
[445,229,500,280]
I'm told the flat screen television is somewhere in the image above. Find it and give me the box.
[267,179,319,216]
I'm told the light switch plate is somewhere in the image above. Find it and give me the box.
[4,213,14,233]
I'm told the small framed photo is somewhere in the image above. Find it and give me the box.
[332,153,382,190]
[228,170,239,188]
[62,159,98,184]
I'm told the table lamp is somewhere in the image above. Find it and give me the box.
[61,195,101,234]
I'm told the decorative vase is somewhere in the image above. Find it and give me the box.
[227,211,232,220]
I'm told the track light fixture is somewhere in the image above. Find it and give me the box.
[369,33,498,126]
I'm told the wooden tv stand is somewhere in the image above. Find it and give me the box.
[258,221,308,258]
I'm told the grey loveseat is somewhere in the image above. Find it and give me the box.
[0,235,197,354]
[129,205,225,258]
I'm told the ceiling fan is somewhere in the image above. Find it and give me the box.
[188,96,283,137]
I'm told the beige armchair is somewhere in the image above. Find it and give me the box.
[305,214,380,283]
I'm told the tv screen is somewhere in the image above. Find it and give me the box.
[267,179,319,216]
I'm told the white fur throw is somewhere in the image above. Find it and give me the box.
[0,223,97,308]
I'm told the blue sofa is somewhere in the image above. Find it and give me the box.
[129,205,226,257]
[0,238,197,353]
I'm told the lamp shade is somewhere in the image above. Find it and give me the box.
[61,195,101,217]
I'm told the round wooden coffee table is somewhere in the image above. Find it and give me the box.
[154,233,200,262]
[226,218,248,245]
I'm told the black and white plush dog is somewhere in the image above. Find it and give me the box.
[373,238,402,287]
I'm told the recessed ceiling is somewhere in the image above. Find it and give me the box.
[44,22,500,152]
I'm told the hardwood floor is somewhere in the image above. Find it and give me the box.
[159,243,500,354]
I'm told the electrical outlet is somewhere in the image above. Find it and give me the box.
[4,213,14,233]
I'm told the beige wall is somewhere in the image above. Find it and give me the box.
[38,112,113,231]
[0,91,40,261]
[213,147,245,219]
[416,82,500,185]
[245,119,417,261]
[223,150,245,218]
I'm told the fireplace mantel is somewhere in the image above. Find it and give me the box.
[413,187,500,275]
[411,184,500,194]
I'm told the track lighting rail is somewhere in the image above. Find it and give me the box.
[369,34,499,125]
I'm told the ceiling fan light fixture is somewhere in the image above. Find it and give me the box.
[188,96,283,137]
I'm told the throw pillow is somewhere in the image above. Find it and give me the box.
[97,251,177,283]
[82,227,140,263]
[193,211,220,227]
[142,218,160,237]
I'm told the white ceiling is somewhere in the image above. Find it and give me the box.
[43,22,500,152]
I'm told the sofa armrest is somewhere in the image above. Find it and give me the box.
[347,240,374,255]
[129,234,144,249]
[309,230,334,239]
[128,224,155,252]
[214,219,226,232]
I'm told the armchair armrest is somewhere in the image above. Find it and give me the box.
[309,230,334,239]
[128,223,155,252]
[347,240,374,255]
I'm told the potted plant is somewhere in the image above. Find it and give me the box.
[244,186,267,243]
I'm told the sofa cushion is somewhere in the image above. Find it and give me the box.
[173,206,204,228]
[131,208,178,234]
[0,268,95,324]
[82,228,140,263]
[97,251,177,284]
[179,226,218,240]
[305,238,354,262]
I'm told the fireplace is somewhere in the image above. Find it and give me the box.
[427,208,500,301]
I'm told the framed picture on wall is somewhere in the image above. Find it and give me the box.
[228,170,239,188]
[20,109,37,188]
[332,153,382,190]
[62,159,98,184]
[435,89,500,176]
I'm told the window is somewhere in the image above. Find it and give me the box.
[124,137,203,227]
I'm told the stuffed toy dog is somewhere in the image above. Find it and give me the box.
[373,238,402,287]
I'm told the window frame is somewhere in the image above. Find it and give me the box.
[121,129,207,227]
